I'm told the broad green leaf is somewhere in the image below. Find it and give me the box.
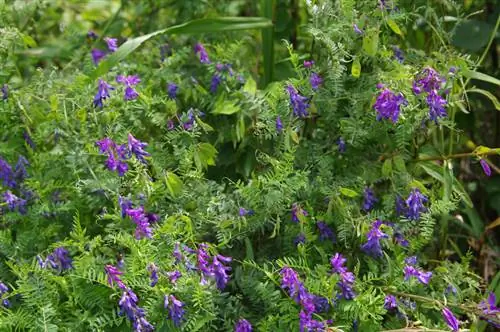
[91,17,272,80]
[351,58,361,78]
[467,88,500,110]
[452,20,493,52]
[290,131,300,144]
[362,29,379,56]
[242,77,257,95]
[194,143,218,170]
[393,155,406,172]
[339,188,359,198]
[165,172,183,197]
[409,180,428,194]
[382,159,392,177]
[463,70,500,87]
[213,99,240,115]
[22,34,37,47]
[386,19,402,36]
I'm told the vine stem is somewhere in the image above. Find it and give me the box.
[414,149,499,162]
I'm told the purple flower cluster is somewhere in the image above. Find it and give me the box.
[413,67,448,123]
[316,221,336,242]
[0,156,28,188]
[276,116,283,132]
[167,270,182,284]
[480,159,492,177]
[235,318,253,332]
[119,288,155,331]
[116,75,141,100]
[93,79,114,108]
[303,60,315,68]
[37,247,73,271]
[104,37,118,52]
[167,82,178,99]
[3,191,27,214]
[384,295,398,310]
[194,43,210,64]
[405,188,428,220]
[286,85,310,118]
[361,220,389,257]
[353,24,363,35]
[91,49,107,65]
[90,36,119,65]
[310,72,322,90]
[1,84,8,100]
[362,187,378,212]
[239,207,254,217]
[280,267,328,331]
[196,244,232,289]
[124,205,158,240]
[210,74,222,93]
[373,86,408,123]
[442,307,460,332]
[147,263,159,287]
[330,253,356,299]
[294,233,306,246]
[478,292,500,327]
[337,137,346,153]
[105,264,155,331]
[164,294,186,327]
[403,258,432,285]
[291,203,308,223]
[392,46,404,63]
[0,282,10,307]
[96,135,150,175]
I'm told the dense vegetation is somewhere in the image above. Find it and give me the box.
[0,0,499,331]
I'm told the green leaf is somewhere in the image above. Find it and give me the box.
[452,20,493,52]
[213,99,240,115]
[419,162,473,207]
[165,172,183,197]
[463,70,500,87]
[260,0,275,87]
[393,155,406,172]
[91,17,272,80]
[467,88,500,110]
[242,77,257,95]
[194,143,218,170]
[386,19,402,36]
[21,34,37,47]
[382,159,392,177]
[351,58,361,78]
[339,188,359,198]
[362,29,379,56]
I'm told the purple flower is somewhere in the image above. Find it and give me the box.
[235,318,252,332]
[384,295,398,310]
[1,84,8,100]
[210,74,222,93]
[395,195,406,216]
[96,138,129,176]
[310,72,322,90]
[91,49,106,65]
[316,221,335,242]
[442,307,460,331]
[362,187,377,212]
[148,263,159,287]
[304,60,314,68]
[116,75,141,100]
[286,85,310,118]
[0,282,10,308]
[353,24,363,34]
[239,208,254,216]
[118,288,138,321]
[93,79,114,108]
[445,285,457,296]
[405,256,418,265]
[312,296,330,313]
[164,294,185,327]
[427,90,447,123]
[173,243,183,264]
[405,188,428,221]
[104,37,118,52]
[119,196,133,218]
[361,220,389,257]
[291,203,308,223]
[23,130,36,149]
[299,310,326,332]
[337,137,346,153]
[330,253,356,299]
[194,43,210,64]
[276,116,283,133]
[52,247,73,270]
[182,110,196,130]
[128,134,150,164]
[211,254,232,289]
[373,87,408,123]
[87,30,98,39]
[392,46,404,63]
[0,158,16,188]
[413,67,445,95]
[105,265,126,289]
[167,82,178,99]
[3,191,27,214]
[126,206,154,240]
[479,292,500,315]
[167,270,182,284]
[403,265,432,284]
[394,231,409,247]
[294,233,306,246]
[480,159,491,177]
[280,267,308,304]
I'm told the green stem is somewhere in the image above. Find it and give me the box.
[414,149,499,162]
